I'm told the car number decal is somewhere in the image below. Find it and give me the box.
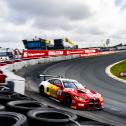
[57,90,62,96]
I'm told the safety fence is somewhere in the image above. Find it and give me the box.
[22,49,115,59]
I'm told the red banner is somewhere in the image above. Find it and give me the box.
[64,50,85,55]
[48,50,64,56]
[80,52,99,57]
[64,49,98,55]
[22,49,113,59]
[84,49,98,53]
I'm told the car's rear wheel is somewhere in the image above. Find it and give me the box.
[39,86,45,95]
[64,94,72,107]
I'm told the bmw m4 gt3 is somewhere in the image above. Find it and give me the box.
[39,75,104,110]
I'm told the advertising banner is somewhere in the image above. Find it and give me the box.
[48,50,64,56]
[22,49,113,59]
[80,52,99,57]
[64,50,85,55]
[22,50,48,59]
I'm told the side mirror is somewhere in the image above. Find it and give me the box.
[57,83,63,88]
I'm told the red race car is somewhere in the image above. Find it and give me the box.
[39,75,104,110]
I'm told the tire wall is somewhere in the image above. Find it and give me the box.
[1,55,80,94]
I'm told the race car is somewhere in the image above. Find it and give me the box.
[39,75,104,110]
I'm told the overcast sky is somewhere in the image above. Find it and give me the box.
[0,0,126,49]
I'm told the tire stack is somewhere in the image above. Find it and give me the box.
[0,91,33,105]
[27,108,77,126]
[0,112,28,126]
[0,90,79,126]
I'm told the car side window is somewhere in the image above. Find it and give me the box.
[48,79,55,84]
[63,81,77,88]
[53,79,62,86]
[48,79,62,86]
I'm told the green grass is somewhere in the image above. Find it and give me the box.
[110,60,126,80]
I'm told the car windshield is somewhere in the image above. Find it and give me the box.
[63,80,77,89]
[74,81,85,89]
[62,80,84,89]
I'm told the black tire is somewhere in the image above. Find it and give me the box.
[27,108,77,126]
[0,104,5,111]
[64,94,72,107]
[6,100,47,115]
[39,85,45,95]
[0,91,33,105]
[0,91,14,105]
[0,111,28,126]
[11,92,34,101]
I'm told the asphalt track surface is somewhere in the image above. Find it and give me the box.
[16,51,126,126]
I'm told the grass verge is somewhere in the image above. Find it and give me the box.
[110,60,126,80]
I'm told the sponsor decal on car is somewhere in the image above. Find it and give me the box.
[71,105,77,109]
[78,103,84,107]
[57,90,62,96]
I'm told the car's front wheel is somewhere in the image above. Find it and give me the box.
[64,94,72,107]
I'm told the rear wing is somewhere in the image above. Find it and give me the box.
[40,74,63,81]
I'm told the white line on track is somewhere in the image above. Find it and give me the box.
[105,60,126,84]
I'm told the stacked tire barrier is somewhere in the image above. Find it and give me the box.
[0,89,111,126]
[0,90,81,126]
[0,112,28,126]
[0,91,33,105]
[27,108,78,126]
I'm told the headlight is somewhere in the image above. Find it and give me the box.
[75,96,87,101]
[99,96,104,102]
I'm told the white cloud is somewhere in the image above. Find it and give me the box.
[0,0,126,49]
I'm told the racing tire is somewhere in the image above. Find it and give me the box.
[0,112,28,126]
[0,91,33,105]
[0,91,15,105]
[27,108,77,126]
[6,100,47,115]
[64,94,72,107]
[0,104,5,111]
[39,86,45,95]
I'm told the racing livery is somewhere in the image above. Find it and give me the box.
[39,75,104,110]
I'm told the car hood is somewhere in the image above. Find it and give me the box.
[77,89,101,99]
[64,88,101,99]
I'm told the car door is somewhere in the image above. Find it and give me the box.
[49,79,63,98]
[46,79,55,96]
